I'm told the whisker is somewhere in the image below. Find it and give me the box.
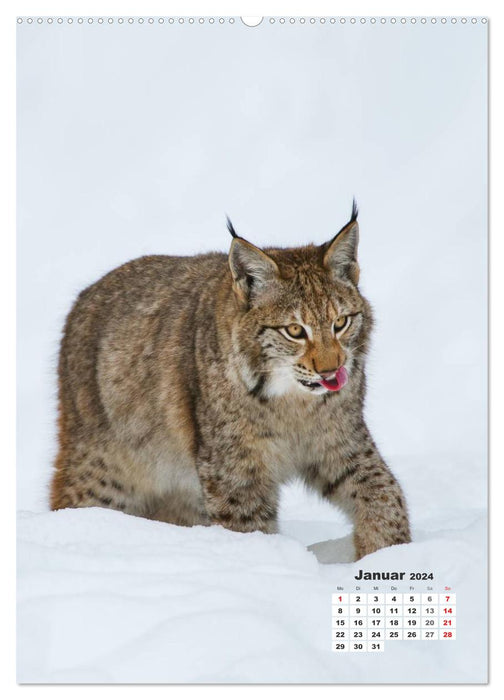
[350,342,368,353]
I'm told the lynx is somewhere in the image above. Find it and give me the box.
[51,203,411,559]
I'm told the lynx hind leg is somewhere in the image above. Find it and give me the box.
[50,444,136,515]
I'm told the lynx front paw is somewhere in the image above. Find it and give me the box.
[354,528,411,560]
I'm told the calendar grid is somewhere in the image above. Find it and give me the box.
[331,592,456,652]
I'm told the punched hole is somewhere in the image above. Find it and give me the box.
[240,16,263,27]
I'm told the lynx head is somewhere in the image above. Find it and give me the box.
[228,202,373,399]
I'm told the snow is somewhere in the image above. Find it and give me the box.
[17,493,486,683]
[16,19,487,684]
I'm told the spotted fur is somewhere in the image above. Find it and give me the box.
[51,206,411,559]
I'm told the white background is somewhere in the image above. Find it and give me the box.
[7,4,499,693]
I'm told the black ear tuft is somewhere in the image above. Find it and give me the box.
[350,197,359,222]
[322,202,360,284]
[326,198,359,248]
[226,215,239,239]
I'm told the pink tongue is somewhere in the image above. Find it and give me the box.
[320,366,348,392]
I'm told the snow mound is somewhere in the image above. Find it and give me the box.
[17,506,486,683]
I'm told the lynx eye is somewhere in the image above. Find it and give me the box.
[333,315,349,334]
[284,323,307,339]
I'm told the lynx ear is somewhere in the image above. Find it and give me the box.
[323,219,360,285]
[229,237,280,305]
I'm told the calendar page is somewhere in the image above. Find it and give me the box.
[16,12,487,684]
